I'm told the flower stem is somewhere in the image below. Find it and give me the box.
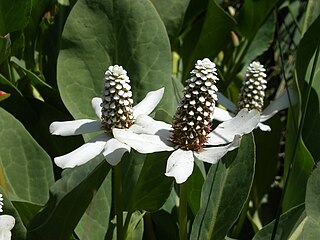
[179,181,188,240]
[114,164,123,240]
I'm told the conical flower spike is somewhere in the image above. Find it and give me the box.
[238,61,267,112]
[101,65,134,130]
[171,58,219,151]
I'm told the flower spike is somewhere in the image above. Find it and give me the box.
[238,61,267,112]
[171,58,219,151]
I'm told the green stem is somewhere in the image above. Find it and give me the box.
[114,164,123,240]
[179,181,188,240]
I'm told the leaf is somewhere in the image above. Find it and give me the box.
[27,157,111,240]
[0,108,54,204]
[0,0,31,35]
[252,204,305,240]
[128,152,173,212]
[150,0,191,41]
[190,134,255,240]
[75,173,112,240]
[57,0,173,120]
[0,33,11,64]
[182,0,236,78]
[296,14,320,160]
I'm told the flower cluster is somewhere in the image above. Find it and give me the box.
[171,58,219,151]
[237,61,267,112]
[101,65,134,130]
[0,193,15,239]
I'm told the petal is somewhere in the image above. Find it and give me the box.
[112,128,174,154]
[129,114,172,137]
[216,92,238,113]
[261,87,297,122]
[207,109,260,145]
[54,133,111,168]
[102,138,131,166]
[50,119,102,136]
[213,107,234,122]
[165,149,194,184]
[0,215,15,231]
[92,97,102,118]
[257,122,271,131]
[133,88,164,119]
[195,135,241,164]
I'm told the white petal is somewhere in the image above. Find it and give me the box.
[207,109,260,145]
[213,107,234,122]
[50,119,102,136]
[132,88,164,119]
[0,215,15,231]
[216,92,238,113]
[130,114,172,139]
[102,138,131,166]
[165,149,194,184]
[261,87,297,122]
[257,122,271,131]
[92,97,102,118]
[195,135,241,164]
[112,128,174,154]
[54,133,111,168]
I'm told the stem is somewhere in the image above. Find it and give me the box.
[114,164,123,240]
[179,181,188,240]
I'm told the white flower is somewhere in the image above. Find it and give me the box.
[0,194,15,240]
[50,65,173,168]
[114,58,260,184]
[0,215,15,240]
[215,61,296,131]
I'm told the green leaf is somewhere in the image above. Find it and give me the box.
[0,0,31,35]
[252,204,305,240]
[182,0,236,78]
[0,33,11,64]
[129,152,173,212]
[58,0,173,120]
[190,134,255,240]
[75,173,112,240]
[27,157,111,240]
[150,0,191,41]
[0,108,54,204]
[296,14,320,160]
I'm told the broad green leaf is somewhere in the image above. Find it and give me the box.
[252,204,305,240]
[282,137,314,211]
[0,0,31,35]
[0,189,27,240]
[302,0,320,35]
[182,0,236,78]
[0,33,10,64]
[75,173,112,240]
[0,108,54,204]
[296,14,320,160]
[27,157,111,240]
[13,201,42,226]
[190,134,255,240]
[129,152,173,212]
[58,0,174,120]
[188,160,205,215]
[237,0,276,40]
[150,0,191,41]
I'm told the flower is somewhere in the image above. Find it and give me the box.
[0,194,15,240]
[50,65,173,168]
[215,61,296,131]
[114,58,260,184]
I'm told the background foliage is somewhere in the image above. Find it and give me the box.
[0,0,320,239]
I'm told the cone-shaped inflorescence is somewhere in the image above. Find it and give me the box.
[171,58,219,151]
[101,65,134,131]
[238,61,267,112]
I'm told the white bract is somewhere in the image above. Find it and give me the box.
[0,194,15,240]
[50,65,173,168]
[115,58,260,184]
